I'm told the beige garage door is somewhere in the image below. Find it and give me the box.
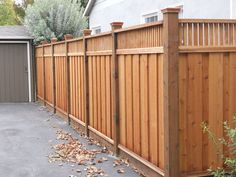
[0,43,29,102]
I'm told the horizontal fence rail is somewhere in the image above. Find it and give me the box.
[35,8,236,177]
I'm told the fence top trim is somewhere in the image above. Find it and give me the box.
[179,18,236,23]
[114,21,163,33]
[36,37,83,48]
[84,31,112,39]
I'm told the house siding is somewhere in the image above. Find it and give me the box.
[89,0,232,33]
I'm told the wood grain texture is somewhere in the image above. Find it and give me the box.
[36,19,236,177]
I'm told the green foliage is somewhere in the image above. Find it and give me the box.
[202,117,236,177]
[80,0,89,8]
[0,0,18,25]
[24,0,88,44]
[13,0,34,24]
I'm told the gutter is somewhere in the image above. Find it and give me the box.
[83,0,96,17]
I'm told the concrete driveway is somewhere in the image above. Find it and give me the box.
[0,103,141,177]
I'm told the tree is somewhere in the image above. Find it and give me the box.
[0,0,18,25]
[80,0,89,8]
[13,0,34,24]
[24,0,88,44]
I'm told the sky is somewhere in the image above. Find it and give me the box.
[14,0,23,5]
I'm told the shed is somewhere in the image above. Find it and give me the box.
[0,26,34,103]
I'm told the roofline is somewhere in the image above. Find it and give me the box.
[0,36,34,40]
[83,0,96,17]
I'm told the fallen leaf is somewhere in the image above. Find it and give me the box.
[117,168,125,174]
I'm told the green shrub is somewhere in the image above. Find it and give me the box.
[202,117,236,177]
[24,0,88,44]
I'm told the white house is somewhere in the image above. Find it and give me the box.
[84,0,236,34]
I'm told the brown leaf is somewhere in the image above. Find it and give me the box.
[117,168,125,174]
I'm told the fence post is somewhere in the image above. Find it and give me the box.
[42,45,46,106]
[51,38,57,114]
[162,8,180,177]
[65,38,70,125]
[111,22,123,155]
[83,29,92,136]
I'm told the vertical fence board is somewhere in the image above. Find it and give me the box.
[148,54,158,166]
[208,53,223,168]
[158,54,164,169]
[187,53,203,171]
[140,54,149,160]
[132,54,141,155]
[93,56,98,129]
[125,54,133,150]
[97,56,102,132]
[119,55,126,146]
[105,56,112,138]
[88,57,94,127]
[179,54,188,172]
[202,53,209,170]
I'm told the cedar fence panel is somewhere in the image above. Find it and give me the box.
[44,56,53,106]
[35,47,44,100]
[43,45,53,106]
[116,24,164,169]
[86,33,114,141]
[179,20,236,176]
[35,8,236,177]
[68,39,85,123]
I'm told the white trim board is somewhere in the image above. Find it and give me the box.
[0,41,32,102]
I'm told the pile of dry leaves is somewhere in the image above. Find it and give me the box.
[48,129,145,177]
[48,130,101,165]
[48,129,108,176]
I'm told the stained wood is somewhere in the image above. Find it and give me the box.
[187,53,203,171]
[88,57,94,127]
[208,53,223,168]
[148,54,158,166]
[105,56,112,138]
[36,18,236,177]
[125,54,133,150]
[140,54,149,160]
[179,54,188,172]
[97,56,102,132]
[162,9,180,177]
[118,55,126,146]
[101,56,106,134]
[158,54,164,169]
[93,56,98,129]
[132,54,141,155]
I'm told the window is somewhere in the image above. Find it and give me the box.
[92,26,101,34]
[95,28,101,34]
[142,12,158,24]
[145,15,158,23]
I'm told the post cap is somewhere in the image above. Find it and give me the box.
[161,7,181,14]
[83,29,92,36]
[51,38,58,43]
[110,22,123,30]
[111,22,124,26]
[41,40,48,45]
[64,34,73,40]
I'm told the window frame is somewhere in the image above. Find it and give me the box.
[141,11,159,24]
[92,26,102,34]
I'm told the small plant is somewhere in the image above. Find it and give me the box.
[24,0,88,44]
[202,117,236,177]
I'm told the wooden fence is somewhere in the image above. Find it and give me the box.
[35,8,236,177]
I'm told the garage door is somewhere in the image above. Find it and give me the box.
[0,43,29,102]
